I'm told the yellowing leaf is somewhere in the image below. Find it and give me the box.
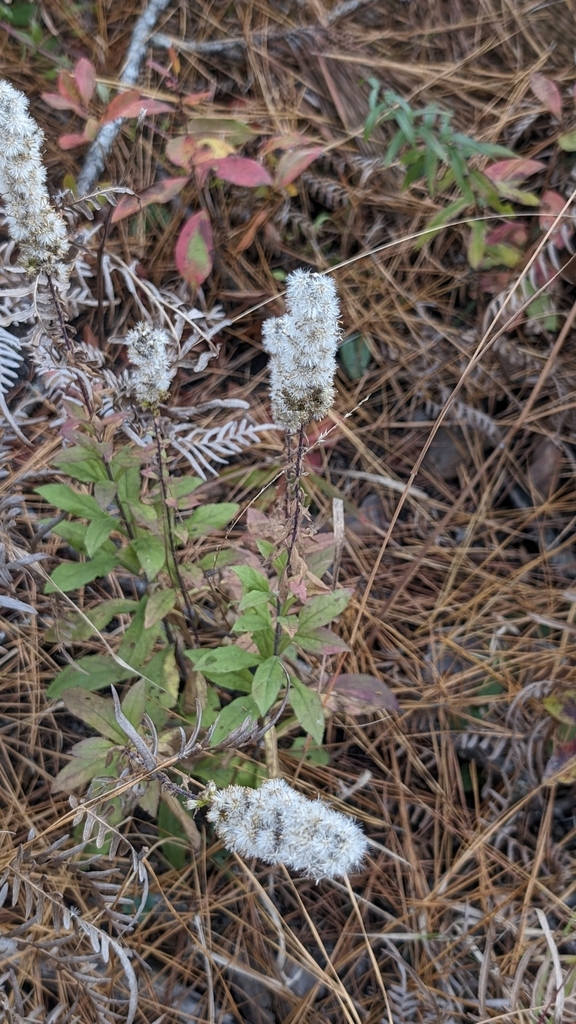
[175,210,213,288]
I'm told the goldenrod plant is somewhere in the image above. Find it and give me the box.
[0,79,361,908]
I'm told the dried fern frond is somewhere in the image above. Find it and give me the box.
[0,833,144,1024]
[169,417,274,479]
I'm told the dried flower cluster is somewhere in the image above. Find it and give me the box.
[206,777,367,880]
[125,322,175,408]
[262,269,341,432]
[0,80,69,275]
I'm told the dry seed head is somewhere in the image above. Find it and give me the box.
[262,269,341,432]
[206,777,367,880]
[0,80,69,274]
[125,322,175,408]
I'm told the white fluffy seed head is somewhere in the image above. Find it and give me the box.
[262,269,341,432]
[206,778,367,881]
[0,80,69,274]
[125,322,175,408]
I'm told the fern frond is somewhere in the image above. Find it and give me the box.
[170,417,274,479]
[0,833,145,1024]
[0,326,23,395]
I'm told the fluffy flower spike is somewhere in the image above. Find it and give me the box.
[262,269,341,432]
[125,322,175,408]
[0,80,69,275]
[206,777,367,881]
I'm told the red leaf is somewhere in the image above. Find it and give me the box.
[58,70,82,105]
[119,98,174,119]
[530,73,563,119]
[111,176,189,223]
[42,91,86,117]
[275,146,324,186]
[485,221,528,248]
[485,158,546,183]
[182,89,213,107]
[59,131,93,150]
[175,210,213,288]
[74,58,96,106]
[166,135,197,169]
[101,88,140,123]
[211,156,272,187]
[539,189,571,247]
[101,91,174,125]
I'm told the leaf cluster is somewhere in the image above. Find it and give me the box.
[39,431,352,812]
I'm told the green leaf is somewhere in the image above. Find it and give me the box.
[51,737,117,793]
[252,656,286,715]
[131,535,167,579]
[484,242,523,268]
[393,107,416,146]
[306,541,336,580]
[120,677,147,731]
[559,130,576,152]
[294,627,350,656]
[198,669,253,693]
[339,333,372,380]
[116,544,141,575]
[287,736,330,766]
[47,654,135,698]
[253,629,274,660]
[185,646,262,674]
[297,590,352,632]
[115,461,142,505]
[192,754,264,789]
[424,147,439,196]
[45,551,118,593]
[187,502,240,537]
[128,501,158,528]
[145,646,180,711]
[493,183,541,206]
[289,677,325,744]
[467,222,486,269]
[51,520,90,554]
[199,548,241,570]
[157,798,189,870]
[59,688,127,742]
[383,127,406,167]
[117,597,161,666]
[239,590,273,611]
[145,588,177,628]
[231,608,273,634]
[416,197,470,249]
[94,480,119,509]
[209,695,260,746]
[543,689,576,726]
[69,598,138,641]
[231,566,270,592]
[85,515,117,557]
[401,153,426,189]
[51,458,109,484]
[36,483,102,519]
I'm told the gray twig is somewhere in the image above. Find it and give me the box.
[77,0,172,196]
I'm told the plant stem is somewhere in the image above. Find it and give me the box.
[286,423,306,573]
[153,414,199,639]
